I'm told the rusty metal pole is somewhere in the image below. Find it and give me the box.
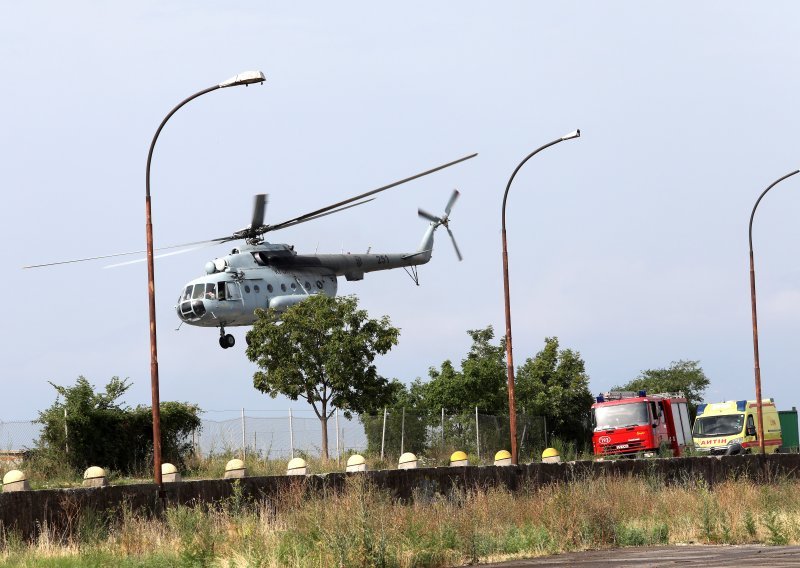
[501,130,580,464]
[748,169,799,456]
[145,72,265,487]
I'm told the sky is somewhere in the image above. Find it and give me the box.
[2,2,800,422]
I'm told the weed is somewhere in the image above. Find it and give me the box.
[764,510,789,546]
[743,510,757,539]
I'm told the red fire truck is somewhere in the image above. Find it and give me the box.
[591,391,694,457]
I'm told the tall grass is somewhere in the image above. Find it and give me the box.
[3,475,800,567]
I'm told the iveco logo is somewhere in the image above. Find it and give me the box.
[599,436,611,444]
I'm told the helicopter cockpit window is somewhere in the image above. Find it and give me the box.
[205,283,216,300]
[192,284,205,300]
[218,282,226,300]
[183,286,192,301]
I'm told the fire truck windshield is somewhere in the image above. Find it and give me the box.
[593,402,649,430]
[692,414,744,437]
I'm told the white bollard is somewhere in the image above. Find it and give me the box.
[398,452,418,470]
[346,454,367,472]
[2,470,30,492]
[161,463,181,483]
[225,458,247,479]
[83,466,108,487]
[287,457,307,476]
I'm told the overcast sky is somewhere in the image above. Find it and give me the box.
[2,2,799,421]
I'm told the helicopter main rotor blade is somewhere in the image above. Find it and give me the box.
[104,242,221,268]
[22,238,225,269]
[271,198,376,231]
[251,194,267,230]
[444,189,460,216]
[446,226,463,261]
[417,208,440,224]
[271,153,477,231]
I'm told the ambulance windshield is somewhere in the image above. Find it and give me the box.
[692,414,744,438]
[593,402,649,431]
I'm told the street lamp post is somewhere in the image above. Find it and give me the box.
[748,169,799,456]
[145,71,265,487]
[501,129,580,464]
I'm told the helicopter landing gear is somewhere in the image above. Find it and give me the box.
[219,327,235,349]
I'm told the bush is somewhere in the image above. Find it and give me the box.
[31,376,201,476]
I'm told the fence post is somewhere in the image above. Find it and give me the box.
[380,408,387,460]
[63,408,69,455]
[253,431,257,456]
[241,408,246,461]
[544,415,548,448]
[289,408,294,459]
[401,407,405,455]
[475,406,480,460]
[335,408,340,465]
[441,407,445,450]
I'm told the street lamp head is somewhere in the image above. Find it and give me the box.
[219,70,266,88]
[561,129,580,141]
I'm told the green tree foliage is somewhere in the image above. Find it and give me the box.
[35,376,201,475]
[615,360,710,419]
[419,326,508,413]
[515,337,594,447]
[246,294,399,460]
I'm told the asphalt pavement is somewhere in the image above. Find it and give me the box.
[478,545,800,567]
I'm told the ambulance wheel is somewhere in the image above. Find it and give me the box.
[219,334,235,349]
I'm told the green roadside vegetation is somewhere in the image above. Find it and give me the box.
[3,474,800,567]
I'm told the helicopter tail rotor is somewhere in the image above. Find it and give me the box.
[417,189,463,261]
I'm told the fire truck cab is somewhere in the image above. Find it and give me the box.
[591,391,694,457]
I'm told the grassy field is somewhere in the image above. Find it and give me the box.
[2,467,800,567]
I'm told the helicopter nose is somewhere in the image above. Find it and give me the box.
[177,298,207,321]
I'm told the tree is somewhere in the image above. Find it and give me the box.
[615,360,710,420]
[515,337,594,448]
[418,326,508,413]
[246,294,399,460]
[35,376,201,474]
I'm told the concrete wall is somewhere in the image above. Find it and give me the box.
[2,454,798,541]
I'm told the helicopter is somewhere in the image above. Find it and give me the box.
[25,154,476,348]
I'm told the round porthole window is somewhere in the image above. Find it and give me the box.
[244,285,251,293]
[305,281,311,290]
[267,284,274,293]
[254,285,260,293]
[281,283,287,292]
[290,282,297,290]
[316,280,323,289]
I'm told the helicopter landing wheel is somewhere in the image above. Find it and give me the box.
[218,329,235,349]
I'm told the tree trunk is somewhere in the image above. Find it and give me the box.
[320,414,329,461]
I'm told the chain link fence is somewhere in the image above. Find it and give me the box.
[2,409,553,463]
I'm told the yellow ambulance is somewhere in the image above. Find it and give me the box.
[692,399,782,454]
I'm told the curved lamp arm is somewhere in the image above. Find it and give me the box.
[501,129,580,464]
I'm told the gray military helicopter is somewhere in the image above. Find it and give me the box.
[25,154,475,348]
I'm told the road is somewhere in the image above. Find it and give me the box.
[480,545,800,567]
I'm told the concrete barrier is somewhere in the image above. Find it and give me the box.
[1,453,798,541]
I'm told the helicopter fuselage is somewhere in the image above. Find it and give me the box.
[175,223,437,330]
